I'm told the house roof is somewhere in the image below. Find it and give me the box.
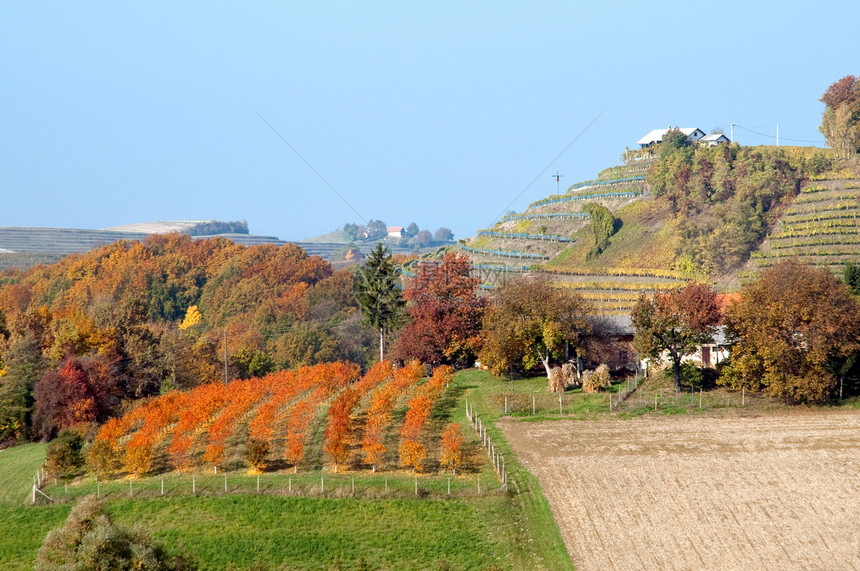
[636,127,704,146]
[700,133,730,143]
[387,226,403,232]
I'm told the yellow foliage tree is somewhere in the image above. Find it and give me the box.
[179,305,202,330]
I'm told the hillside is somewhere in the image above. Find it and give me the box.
[0,224,439,271]
[457,142,851,308]
[752,170,860,273]
[458,155,688,315]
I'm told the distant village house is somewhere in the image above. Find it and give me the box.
[387,226,405,239]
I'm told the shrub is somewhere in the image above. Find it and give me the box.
[45,429,85,479]
[36,495,193,570]
[245,438,270,473]
[666,362,703,389]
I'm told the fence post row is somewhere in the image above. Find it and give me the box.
[465,404,507,490]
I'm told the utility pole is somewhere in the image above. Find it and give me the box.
[776,123,779,147]
[730,123,734,142]
[223,329,228,385]
[552,171,563,194]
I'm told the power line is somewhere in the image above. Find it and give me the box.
[253,109,368,225]
[489,109,605,227]
[732,124,825,144]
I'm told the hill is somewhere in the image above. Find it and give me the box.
[0,223,441,271]
[752,170,860,273]
[457,141,854,308]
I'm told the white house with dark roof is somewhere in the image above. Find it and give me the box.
[636,127,707,148]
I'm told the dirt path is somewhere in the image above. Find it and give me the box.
[500,410,860,570]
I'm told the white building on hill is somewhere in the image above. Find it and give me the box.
[636,127,706,148]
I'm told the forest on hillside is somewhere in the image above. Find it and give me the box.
[646,135,833,274]
[0,234,377,444]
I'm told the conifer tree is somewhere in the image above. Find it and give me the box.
[354,244,404,361]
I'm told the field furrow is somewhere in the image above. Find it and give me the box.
[501,412,860,570]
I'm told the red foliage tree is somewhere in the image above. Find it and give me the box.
[820,75,857,109]
[32,357,120,440]
[393,254,486,367]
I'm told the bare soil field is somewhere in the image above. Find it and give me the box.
[500,410,860,570]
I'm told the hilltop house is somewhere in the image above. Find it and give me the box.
[637,127,731,149]
[387,226,405,239]
[699,133,731,146]
[636,127,706,148]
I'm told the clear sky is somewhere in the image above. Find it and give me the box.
[2,2,858,242]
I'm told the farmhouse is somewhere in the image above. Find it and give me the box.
[387,226,405,239]
[699,133,731,146]
[636,127,706,148]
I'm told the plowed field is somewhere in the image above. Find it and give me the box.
[500,411,860,570]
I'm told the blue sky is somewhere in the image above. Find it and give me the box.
[2,2,857,241]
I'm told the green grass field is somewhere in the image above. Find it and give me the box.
[0,372,574,570]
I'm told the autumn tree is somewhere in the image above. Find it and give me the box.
[178,305,202,330]
[722,262,860,402]
[439,423,464,474]
[479,277,592,378]
[631,283,721,391]
[32,357,120,440]
[393,253,486,367]
[354,244,405,361]
[324,387,360,471]
[819,74,860,158]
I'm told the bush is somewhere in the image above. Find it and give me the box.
[665,362,703,389]
[45,429,85,479]
[36,495,193,570]
[245,439,270,473]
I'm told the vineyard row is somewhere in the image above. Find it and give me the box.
[476,230,575,243]
[457,242,549,260]
[527,189,643,210]
[501,212,590,223]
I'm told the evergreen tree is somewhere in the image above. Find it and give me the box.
[354,244,404,361]
[844,261,860,296]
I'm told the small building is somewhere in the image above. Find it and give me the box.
[387,226,405,239]
[636,127,706,148]
[699,133,731,146]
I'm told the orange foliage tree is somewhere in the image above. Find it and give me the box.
[361,361,423,470]
[440,423,464,474]
[323,388,360,471]
[398,365,452,473]
[169,383,230,472]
